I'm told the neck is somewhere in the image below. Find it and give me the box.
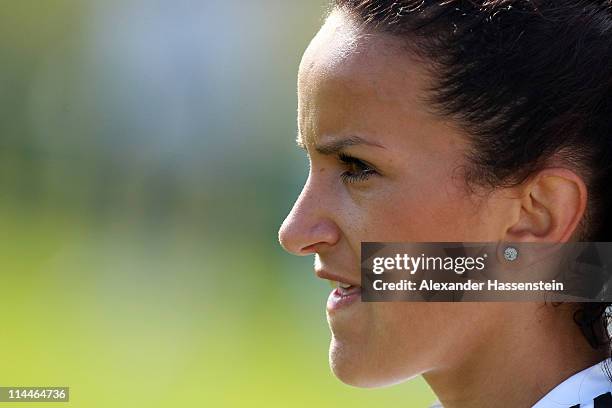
[423,304,609,408]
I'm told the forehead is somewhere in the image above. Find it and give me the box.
[298,11,365,82]
[297,10,439,148]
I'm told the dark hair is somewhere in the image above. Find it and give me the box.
[331,0,612,352]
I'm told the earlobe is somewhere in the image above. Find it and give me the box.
[504,168,587,243]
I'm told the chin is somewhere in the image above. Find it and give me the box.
[328,334,424,388]
[328,336,397,388]
[329,336,374,387]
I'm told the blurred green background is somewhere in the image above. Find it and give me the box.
[0,1,434,406]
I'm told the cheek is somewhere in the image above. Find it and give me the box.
[374,303,501,366]
[354,177,497,241]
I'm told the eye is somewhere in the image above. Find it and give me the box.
[338,153,378,184]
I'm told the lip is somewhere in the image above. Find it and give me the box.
[315,270,360,287]
[315,270,361,312]
[327,286,361,311]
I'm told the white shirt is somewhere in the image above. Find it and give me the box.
[428,359,612,408]
[532,358,612,408]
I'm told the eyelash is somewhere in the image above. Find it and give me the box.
[338,153,377,184]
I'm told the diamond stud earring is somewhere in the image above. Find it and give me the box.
[504,246,519,262]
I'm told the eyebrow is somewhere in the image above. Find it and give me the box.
[296,134,386,155]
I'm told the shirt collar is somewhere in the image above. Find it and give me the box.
[532,358,612,408]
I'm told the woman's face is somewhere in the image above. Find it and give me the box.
[278,11,520,387]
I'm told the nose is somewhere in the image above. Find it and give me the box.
[278,181,341,256]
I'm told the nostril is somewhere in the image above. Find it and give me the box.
[300,243,320,255]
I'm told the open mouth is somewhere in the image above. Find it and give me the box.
[315,269,361,312]
[329,280,361,296]
[327,280,361,311]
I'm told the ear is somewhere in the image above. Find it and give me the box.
[504,168,587,243]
